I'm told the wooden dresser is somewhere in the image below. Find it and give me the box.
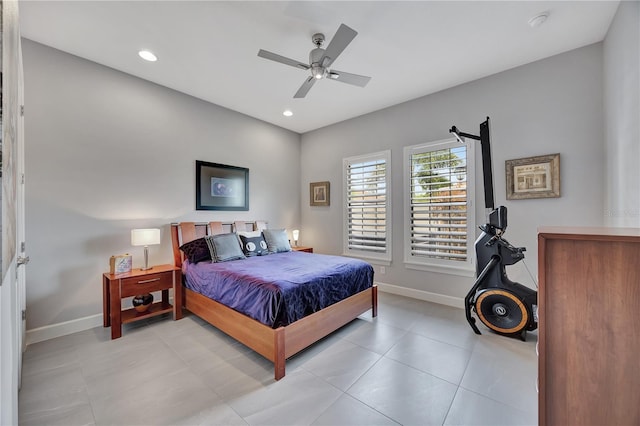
[538,227,640,426]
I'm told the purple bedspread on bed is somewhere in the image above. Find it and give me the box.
[182,251,373,328]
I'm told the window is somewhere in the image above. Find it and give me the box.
[404,139,475,275]
[343,150,391,263]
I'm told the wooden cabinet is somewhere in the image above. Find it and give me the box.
[103,264,182,339]
[538,227,640,426]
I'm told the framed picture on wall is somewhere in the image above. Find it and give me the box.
[196,160,249,210]
[310,181,330,206]
[505,153,560,200]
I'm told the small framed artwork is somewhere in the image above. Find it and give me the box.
[109,254,132,275]
[310,181,330,206]
[196,160,249,210]
[505,153,560,200]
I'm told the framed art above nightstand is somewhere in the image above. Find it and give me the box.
[310,181,330,206]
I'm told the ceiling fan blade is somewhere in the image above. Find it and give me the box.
[257,49,309,70]
[328,70,371,87]
[321,23,357,68]
[294,76,316,98]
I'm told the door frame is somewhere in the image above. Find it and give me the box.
[0,2,25,424]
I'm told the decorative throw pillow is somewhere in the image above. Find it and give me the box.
[205,233,246,262]
[239,234,268,256]
[262,229,292,254]
[237,230,262,238]
[179,237,211,264]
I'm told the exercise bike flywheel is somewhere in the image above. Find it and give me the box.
[474,289,530,335]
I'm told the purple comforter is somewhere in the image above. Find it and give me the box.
[183,251,374,328]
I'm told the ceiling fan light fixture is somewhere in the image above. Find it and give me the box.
[311,65,325,80]
[138,50,157,62]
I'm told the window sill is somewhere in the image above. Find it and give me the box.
[404,261,475,277]
[342,252,391,266]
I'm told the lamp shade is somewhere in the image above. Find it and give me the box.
[131,228,161,246]
[292,229,299,241]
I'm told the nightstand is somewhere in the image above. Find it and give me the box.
[103,264,182,339]
[292,246,313,253]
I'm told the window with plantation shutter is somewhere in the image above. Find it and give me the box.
[343,150,391,263]
[403,139,475,276]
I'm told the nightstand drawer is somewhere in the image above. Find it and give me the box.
[120,273,173,297]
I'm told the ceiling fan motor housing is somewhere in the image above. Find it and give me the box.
[309,47,325,65]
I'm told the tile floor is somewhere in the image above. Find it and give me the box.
[19,292,538,425]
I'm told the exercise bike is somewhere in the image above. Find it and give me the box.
[450,118,537,341]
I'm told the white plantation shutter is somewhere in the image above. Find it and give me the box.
[404,139,475,275]
[343,150,391,262]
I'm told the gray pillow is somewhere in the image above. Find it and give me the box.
[262,229,292,254]
[205,233,246,262]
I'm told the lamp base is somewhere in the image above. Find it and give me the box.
[141,246,152,271]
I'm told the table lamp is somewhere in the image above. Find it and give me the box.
[131,228,161,270]
[292,229,299,247]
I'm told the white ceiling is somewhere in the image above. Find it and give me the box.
[19,1,619,134]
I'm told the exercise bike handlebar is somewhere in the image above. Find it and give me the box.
[485,235,526,253]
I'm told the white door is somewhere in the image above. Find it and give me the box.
[15,39,27,386]
[0,2,26,424]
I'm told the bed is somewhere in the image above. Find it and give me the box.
[170,221,377,380]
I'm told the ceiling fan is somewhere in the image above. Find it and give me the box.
[257,23,371,99]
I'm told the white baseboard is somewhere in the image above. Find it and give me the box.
[26,295,176,344]
[26,314,103,346]
[375,282,464,309]
[24,289,462,345]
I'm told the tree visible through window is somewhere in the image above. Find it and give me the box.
[404,139,475,272]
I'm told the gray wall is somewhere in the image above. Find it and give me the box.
[603,1,640,227]
[22,8,637,331]
[23,39,301,331]
[301,44,605,301]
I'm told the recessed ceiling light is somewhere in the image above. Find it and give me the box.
[283,110,293,117]
[528,12,549,28]
[138,50,157,62]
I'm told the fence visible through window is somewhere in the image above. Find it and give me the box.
[409,145,468,261]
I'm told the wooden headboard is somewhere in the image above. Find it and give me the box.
[170,221,267,267]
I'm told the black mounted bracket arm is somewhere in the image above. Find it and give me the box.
[449,118,495,211]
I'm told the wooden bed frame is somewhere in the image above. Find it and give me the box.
[170,221,378,380]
